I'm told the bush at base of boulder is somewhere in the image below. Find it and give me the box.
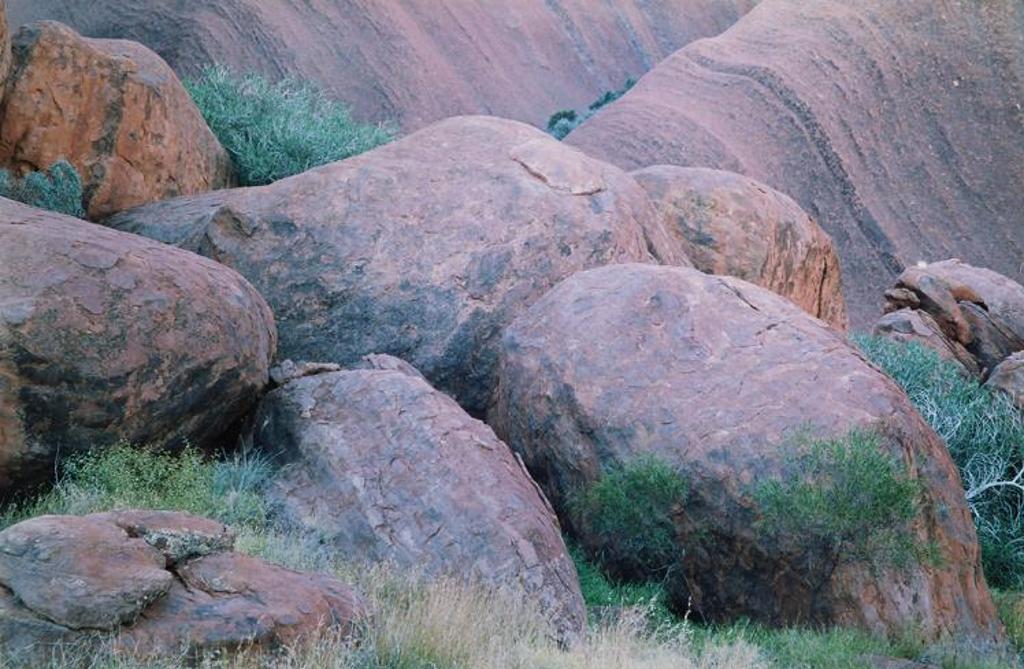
[0,198,276,494]
[489,263,1000,642]
[0,160,84,218]
[185,67,393,187]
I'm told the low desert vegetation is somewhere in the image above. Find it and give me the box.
[0,160,85,217]
[855,335,1024,589]
[2,441,1019,667]
[547,78,636,140]
[185,66,394,186]
[756,429,934,581]
[568,455,688,580]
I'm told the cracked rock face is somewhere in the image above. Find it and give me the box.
[489,263,999,642]
[106,115,688,416]
[0,1,11,110]
[0,199,276,493]
[567,0,1024,329]
[883,260,1024,378]
[0,20,233,219]
[632,165,847,330]
[250,356,586,645]
[0,511,366,666]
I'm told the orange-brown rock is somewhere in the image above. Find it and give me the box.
[8,0,758,131]
[106,116,686,416]
[489,263,1000,642]
[567,0,1024,328]
[884,260,1024,376]
[632,165,847,329]
[872,308,980,377]
[251,356,586,645]
[0,198,276,493]
[0,512,365,666]
[0,21,233,219]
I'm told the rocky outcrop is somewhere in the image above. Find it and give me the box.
[0,198,276,493]
[872,309,980,376]
[0,511,365,666]
[567,0,1024,327]
[883,260,1024,377]
[250,356,585,645]
[106,116,686,416]
[0,21,233,219]
[489,263,999,641]
[8,0,758,131]
[632,165,846,329]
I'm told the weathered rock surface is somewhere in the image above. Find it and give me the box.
[8,0,758,131]
[872,308,980,376]
[0,21,233,219]
[632,165,846,329]
[251,357,585,644]
[884,260,1024,376]
[0,1,11,109]
[0,198,276,493]
[0,511,365,666]
[986,352,1024,412]
[568,0,1024,327]
[106,116,686,415]
[489,263,999,641]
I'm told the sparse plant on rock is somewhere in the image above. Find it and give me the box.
[569,455,688,580]
[0,160,85,218]
[755,429,930,589]
[855,334,1024,589]
[185,66,393,186]
[546,78,636,140]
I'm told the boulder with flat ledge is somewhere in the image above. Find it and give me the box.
[106,115,687,416]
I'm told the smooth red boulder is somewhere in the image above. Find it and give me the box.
[632,165,847,329]
[8,0,758,131]
[490,263,999,642]
[568,0,1024,328]
[0,21,233,218]
[0,198,276,493]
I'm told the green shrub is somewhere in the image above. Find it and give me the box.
[569,455,688,579]
[185,66,393,186]
[1,443,271,529]
[756,429,930,586]
[546,78,637,140]
[854,335,1024,589]
[0,160,85,217]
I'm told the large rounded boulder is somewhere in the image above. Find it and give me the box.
[0,21,233,219]
[106,116,686,415]
[0,511,365,666]
[0,198,276,493]
[567,0,1024,328]
[632,165,847,329]
[250,355,585,645]
[489,263,999,641]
